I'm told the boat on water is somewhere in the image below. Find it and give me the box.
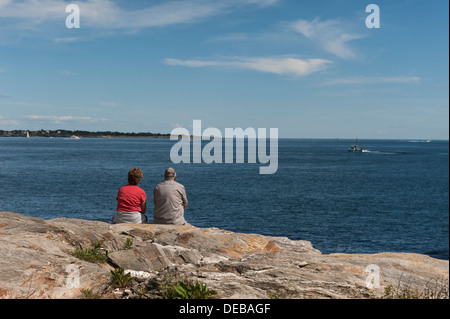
[348,138,363,153]
[70,135,80,140]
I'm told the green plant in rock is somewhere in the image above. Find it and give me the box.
[123,237,133,250]
[110,268,132,288]
[162,279,217,299]
[384,277,449,299]
[80,288,101,299]
[70,242,109,264]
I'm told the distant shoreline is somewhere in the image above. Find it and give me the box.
[0,130,448,141]
[0,129,170,139]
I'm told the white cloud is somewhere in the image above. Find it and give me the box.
[74,0,224,29]
[0,0,280,30]
[24,115,107,123]
[53,37,83,43]
[165,59,220,68]
[244,0,280,7]
[0,0,11,8]
[165,56,332,77]
[0,0,66,19]
[290,18,363,59]
[322,76,421,86]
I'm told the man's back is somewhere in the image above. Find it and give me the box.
[153,180,188,225]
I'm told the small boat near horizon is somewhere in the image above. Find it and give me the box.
[70,135,80,140]
[348,138,363,153]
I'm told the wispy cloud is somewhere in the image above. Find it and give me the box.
[24,115,107,123]
[322,76,421,86]
[165,59,219,68]
[0,0,280,31]
[164,56,332,77]
[290,18,363,59]
[0,0,65,22]
[53,37,83,43]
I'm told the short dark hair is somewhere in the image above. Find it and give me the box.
[128,168,143,185]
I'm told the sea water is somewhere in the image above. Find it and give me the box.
[0,137,448,260]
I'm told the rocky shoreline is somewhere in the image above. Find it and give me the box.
[0,211,448,299]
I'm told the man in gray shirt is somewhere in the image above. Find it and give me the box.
[153,168,190,226]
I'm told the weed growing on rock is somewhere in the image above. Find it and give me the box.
[69,242,109,264]
[384,277,449,299]
[123,237,133,250]
[110,268,132,288]
[161,279,217,299]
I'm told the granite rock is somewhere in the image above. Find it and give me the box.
[0,212,448,299]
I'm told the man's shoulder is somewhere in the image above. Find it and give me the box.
[172,181,185,190]
[155,180,185,189]
[154,181,166,188]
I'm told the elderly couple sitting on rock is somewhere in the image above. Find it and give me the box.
[113,167,192,227]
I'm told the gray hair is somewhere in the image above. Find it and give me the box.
[164,168,176,181]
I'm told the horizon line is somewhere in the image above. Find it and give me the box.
[1,129,448,142]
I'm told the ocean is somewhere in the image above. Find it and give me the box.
[0,137,448,260]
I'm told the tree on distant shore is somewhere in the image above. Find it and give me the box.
[0,129,170,138]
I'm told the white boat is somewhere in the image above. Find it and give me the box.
[26,131,30,138]
[70,135,80,140]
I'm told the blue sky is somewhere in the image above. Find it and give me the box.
[0,0,448,139]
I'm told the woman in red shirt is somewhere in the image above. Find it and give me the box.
[113,168,148,224]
